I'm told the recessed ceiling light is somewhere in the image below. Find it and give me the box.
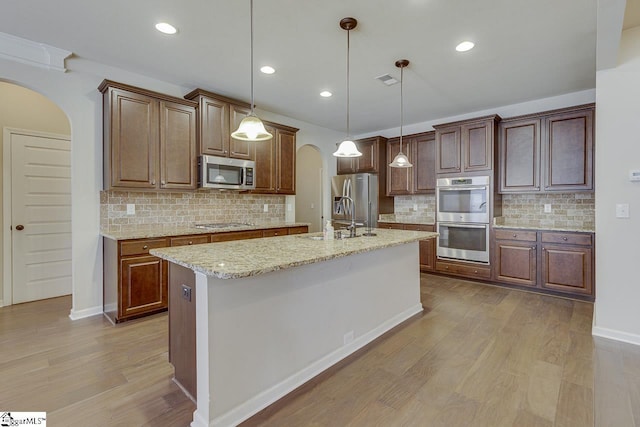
[456,41,475,52]
[155,22,177,35]
[320,91,332,98]
[260,66,275,74]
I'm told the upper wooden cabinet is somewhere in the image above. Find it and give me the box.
[499,104,594,193]
[252,122,299,195]
[184,88,252,159]
[336,136,388,174]
[434,115,500,175]
[100,80,198,191]
[386,131,436,196]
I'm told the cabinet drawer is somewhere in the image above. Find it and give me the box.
[287,226,308,235]
[403,224,435,232]
[263,228,289,237]
[210,230,263,242]
[120,238,168,256]
[494,229,537,242]
[541,232,592,246]
[377,222,404,230]
[169,235,210,247]
[436,261,491,279]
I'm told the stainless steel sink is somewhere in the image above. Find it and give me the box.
[194,222,253,229]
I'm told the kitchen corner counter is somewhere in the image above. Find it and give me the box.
[100,222,310,241]
[151,228,437,279]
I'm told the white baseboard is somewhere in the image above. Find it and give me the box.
[0,299,4,307]
[209,303,424,427]
[592,326,640,347]
[68,305,103,320]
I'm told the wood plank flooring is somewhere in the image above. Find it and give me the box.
[1,274,638,426]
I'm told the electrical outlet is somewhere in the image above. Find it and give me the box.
[616,203,630,218]
[343,331,354,345]
[413,203,418,211]
[544,204,551,213]
[287,204,292,211]
[181,285,192,302]
[126,204,135,215]
[263,204,268,212]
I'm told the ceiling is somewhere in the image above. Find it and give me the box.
[1,0,599,135]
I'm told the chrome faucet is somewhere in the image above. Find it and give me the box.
[338,196,357,238]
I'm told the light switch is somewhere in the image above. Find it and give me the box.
[126,204,135,215]
[544,204,551,213]
[616,203,630,218]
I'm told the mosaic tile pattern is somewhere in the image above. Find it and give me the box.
[150,228,438,279]
[500,193,594,230]
[380,195,436,224]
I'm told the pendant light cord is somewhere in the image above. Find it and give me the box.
[346,27,350,139]
[399,64,404,153]
[250,0,255,114]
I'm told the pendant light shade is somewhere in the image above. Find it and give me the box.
[333,17,362,158]
[231,0,272,142]
[389,59,413,168]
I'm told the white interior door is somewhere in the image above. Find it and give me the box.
[9,130,71,304]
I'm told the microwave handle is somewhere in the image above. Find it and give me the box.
[438,186,488,192]
[440,223,488,229]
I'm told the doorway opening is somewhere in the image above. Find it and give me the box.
[0,82,72,306]
[295,144,323,233]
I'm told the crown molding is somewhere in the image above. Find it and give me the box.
[0,32,72,72]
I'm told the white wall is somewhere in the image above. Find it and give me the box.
[0,55,343,317]
[592,26,640,345]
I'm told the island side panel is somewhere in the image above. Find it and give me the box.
[199,242,422,427]
[168,263,197,401]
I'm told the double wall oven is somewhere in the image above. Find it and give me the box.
[436,176,490,264]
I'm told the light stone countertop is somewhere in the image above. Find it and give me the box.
[150,228,438,279]
[100,222,310,241]
[377,219,436,226]
[493,218,594,233]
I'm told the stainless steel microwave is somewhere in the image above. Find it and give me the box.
[198,155,255,190]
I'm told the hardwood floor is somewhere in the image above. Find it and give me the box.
[1,274,638,426]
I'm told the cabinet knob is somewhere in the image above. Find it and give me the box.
[151,180,156,185]
[143,245,149,250]
[445,266,449,270]
[161,180,166,186]
[15,224,24,231]
[513,234,517,238]
[188,241,193,245]
[531,246,536,250]
[474,270,478,274]
[562,237,568,241]
[542,247,546,251]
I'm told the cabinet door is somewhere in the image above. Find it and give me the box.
[160,101,197,190]
[355,138,377,173]
[108,88,158,188]
[413,133,436,194]
[229,104,253,160]
[386,138,412,195]
[494,241,537,287]
[199,96,229,157]
[252,125,276,193]
[419,239,436,272]
[462,120,493,172]
[120,255,167,318]
[541,244,593,295]
[276,128,296,194]
[543,109,593,191]
[435,125,461,174]
[336,155,355,175]
[499,119,541,193]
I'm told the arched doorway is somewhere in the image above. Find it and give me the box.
[0,81,72,306]
[295,144,323,233]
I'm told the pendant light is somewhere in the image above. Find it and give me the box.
[231,0,272,141]
[389,59,413,168]
[333,17,362,158]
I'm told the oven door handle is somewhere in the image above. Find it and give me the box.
[438,186,488,192]
[439,223,488,229]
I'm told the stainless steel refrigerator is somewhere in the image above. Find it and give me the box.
[331,173,394,230]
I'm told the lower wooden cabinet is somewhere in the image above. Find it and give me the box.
[377,222,436,272]
[492,228,594,299]
[435,260,491,280]
[103,225,309,323]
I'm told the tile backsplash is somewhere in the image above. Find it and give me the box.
[101,190,286,232]
[500,193,594,229]
[386,195,436,223]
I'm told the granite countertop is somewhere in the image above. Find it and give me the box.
[150,228,438,279]
[493,218,595,233]
[377,217,436,226]
[101,222,310,241]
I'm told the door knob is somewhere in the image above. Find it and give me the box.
[15,225,24,231]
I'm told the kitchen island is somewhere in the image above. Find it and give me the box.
[151,228,437,427]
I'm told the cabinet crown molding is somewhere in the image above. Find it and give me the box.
[499,103,595,123]
[98,80,198,107]
[433,114,501,129]
[184,88,251,109]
